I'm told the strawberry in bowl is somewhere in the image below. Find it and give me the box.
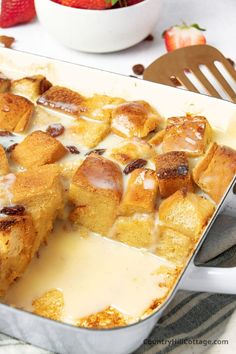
[0,0,36,28]
[35,0,160,52]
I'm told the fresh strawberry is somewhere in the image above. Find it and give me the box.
[127,0,143,5]
[163,23,206,52]
[57,0,114,9]
[0,0,36,28]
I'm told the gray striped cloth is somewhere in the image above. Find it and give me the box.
[0,214,236,354]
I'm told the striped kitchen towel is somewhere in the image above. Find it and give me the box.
[0,215,236,354]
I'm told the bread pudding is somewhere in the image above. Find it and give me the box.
[0,72,235,329]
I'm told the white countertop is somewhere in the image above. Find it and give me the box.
[0,0,236,353]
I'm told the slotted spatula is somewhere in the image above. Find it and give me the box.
[143,45,236,102]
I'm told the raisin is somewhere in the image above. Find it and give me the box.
[66,145,80,154]
[145,34,154,41]
[0,130,14,136]
[0,205,25,216]
[123,159,147,174]
[85,149,106,156]
[132,64,145,76]
[46,123,65,137]
[6,143,18,153]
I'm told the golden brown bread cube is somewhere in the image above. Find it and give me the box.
[82,94,125,123]
[162,115,212,157]
[0,74,11,93]
[77,306,127,329]
[155,226,193,266]
[11,164,64,253]
[37,86,86,117]
[0,92,34,132]
[119,168,158,215]
[69,154,123,235]
[193,143,236,203]
[0,144,9,175]
[12,130,67,168]
[68,119,110,148]
[112,214,155,248]
[0,214,36,296]
[148,129,166,146]
[111,101,161,138]
[155,151,194,198]
[33,289,64,321]
[11,75,52,101]
[109,138,154,165]
[159,190,215,240]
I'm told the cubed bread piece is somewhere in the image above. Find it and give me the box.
[11,75,52,101]
[37,86,86,117]
[0,144,9,175]
[193,143,236,203]
[33,289,64,321]
[11,164,64,253]
[119,168,158,215]
[69,154,123,235]
[12,130,67,168]
[0,74,11,93]
[162,115,212,157]
[149,129,166,146]
[159,190,215,240]
[0,214,36,295]
[111,101,161,138]
[112,214,155,248]
[82,94,125,122]
[109,138,154,165]
[68,119,110,148]
[155,151,194,198]
[155,226,193,266]
[76,306,127,329]
[0,92,34,132]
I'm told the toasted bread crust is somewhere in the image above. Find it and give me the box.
[37,86,86,117]
[0,92,34,132]
[11,75,52,100]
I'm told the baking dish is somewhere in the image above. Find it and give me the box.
[0,47,235,354]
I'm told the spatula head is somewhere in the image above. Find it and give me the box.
[143,45,236,102]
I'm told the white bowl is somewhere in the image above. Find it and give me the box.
[35,0,162,53]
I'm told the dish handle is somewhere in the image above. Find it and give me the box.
[179,261,236,294]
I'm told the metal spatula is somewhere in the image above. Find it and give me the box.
[143,45,236,102]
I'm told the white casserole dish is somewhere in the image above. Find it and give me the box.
[0,48,235,354]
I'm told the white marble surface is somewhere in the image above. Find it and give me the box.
[0,0,236,353]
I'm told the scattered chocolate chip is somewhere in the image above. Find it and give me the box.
[145,34,154,41]
[0,130,14,136]
[85,149,106,156]
[227,58,235,67]
[170,76,182,87]
[123,159,147,175]
[6,143,18,153]
[0,35,15,48]
[132,64,145,76]
[66,145,80,154]
[46,123,65,137]
[0,205,25,216]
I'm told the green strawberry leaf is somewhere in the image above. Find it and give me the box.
[191,23,206,31]
[106,0,120,5]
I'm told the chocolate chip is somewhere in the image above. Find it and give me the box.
[132,64,145,76]
[0,130,14,137]
[227,58,235,67]
[0,205,25,216]
[6,143,18,153]
[66,145,80,154]
[123,159,147,175]
[85,149,106,156]
[170,76,182,87]
[46,123,65,137]
[145,34,154,41]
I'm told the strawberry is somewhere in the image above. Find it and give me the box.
[127,0,143,5]
[163,23,206,52]
[57,0,114,9]
[0,0,36,28]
